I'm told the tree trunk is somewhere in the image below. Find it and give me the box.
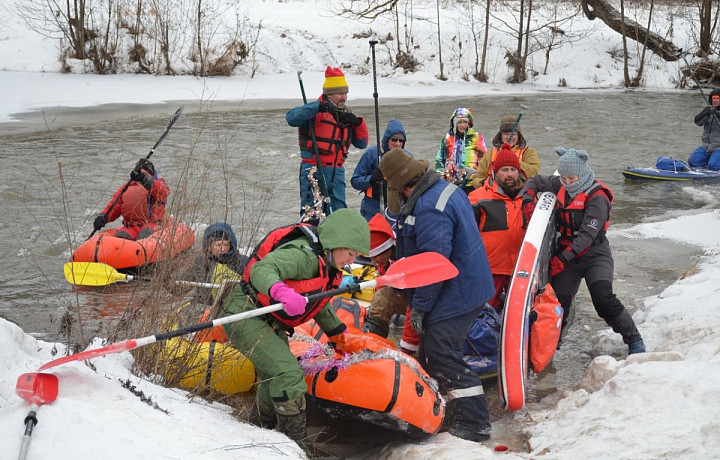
[436,0,444,80]
[700,0,711,55]
[581,0,681,61]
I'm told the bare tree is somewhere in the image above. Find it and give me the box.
[436,0,445,80]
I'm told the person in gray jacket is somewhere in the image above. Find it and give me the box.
[689,88,720,170]
[521,147,646,355]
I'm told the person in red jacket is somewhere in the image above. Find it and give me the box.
[468,146,527,310]
[93,158,170,240]
[361,214,420,355]
[286,66,369,222]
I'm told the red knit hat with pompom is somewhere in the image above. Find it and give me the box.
[492,144,521,173]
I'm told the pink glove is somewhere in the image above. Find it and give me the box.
[269,282,307,316]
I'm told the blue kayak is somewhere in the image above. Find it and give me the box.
[622,166,720,181]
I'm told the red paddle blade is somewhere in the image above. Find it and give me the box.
[376,252,458,289]
[38,339,138,371]
[16,373,59,405]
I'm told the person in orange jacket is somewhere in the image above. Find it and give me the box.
[361,214,420,355]
[468,146,527,310]
[93,158,170,240]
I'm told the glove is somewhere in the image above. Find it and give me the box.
[318,101,330,113]
[329,331,391,354]
[521,200,536,229]
[549,256,565,277]
[130,167,154,190]
[340,275,357,289]
[93,214,108,231]
[370,168,384,186]
[269,282,307,316]
[410,310,426,335]
[342,112,363,127]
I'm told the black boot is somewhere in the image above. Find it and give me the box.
[275,397,312,454]
[248,396,276,429]
[605,309,642,345]
[362,314,390,338]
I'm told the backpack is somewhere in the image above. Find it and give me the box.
[655,156,689,172]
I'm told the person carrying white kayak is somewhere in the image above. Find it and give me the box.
[521,147,646,355]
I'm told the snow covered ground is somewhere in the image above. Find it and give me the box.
[2,211,719,459]
[1,1,719,459]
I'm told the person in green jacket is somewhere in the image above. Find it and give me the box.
[221,209,370,451]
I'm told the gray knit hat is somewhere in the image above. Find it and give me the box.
[556,147,592,177]
[556,147,596,197]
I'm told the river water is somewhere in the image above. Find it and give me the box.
[1,90,717,454]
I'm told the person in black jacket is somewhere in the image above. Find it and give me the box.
[689,88,720,170]
[522,147,645,355]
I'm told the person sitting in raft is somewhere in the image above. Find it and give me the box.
[221,208,377,454]
[93,158,170,240]
[689,88,720,170]
[177,222,247,305]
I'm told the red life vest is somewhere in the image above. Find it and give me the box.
[299,111,352,168]
[556,180,613,248]
[241,223,340,327]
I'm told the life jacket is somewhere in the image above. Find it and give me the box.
[556,180,613,249]
[241,223,340,327]
[299,111,352,168]
[487,145,528,170]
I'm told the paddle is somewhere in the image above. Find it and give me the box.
[16,373,59,460]
[63,261,222,289]
[40,252,457,371]
[88,106,184,239]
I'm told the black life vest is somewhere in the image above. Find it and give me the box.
[241,223,340,327]
[556,180,613,247]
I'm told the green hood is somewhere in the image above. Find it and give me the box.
[318,209,370,255]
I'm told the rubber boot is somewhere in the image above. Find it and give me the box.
[362,314,390,338]
[275,397,311,453]
[248,396,276,429]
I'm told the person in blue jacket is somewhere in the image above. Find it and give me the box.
[379,147,496,443]
[350,119,408,221]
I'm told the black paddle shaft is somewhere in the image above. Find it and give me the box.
[87,106,184,239]
[369,39,385,211]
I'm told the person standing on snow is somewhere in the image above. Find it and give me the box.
[380,148,495,443]
[521,147,646,355]
[220,209,371,453]
[350,119,408,221]
[93,158,170,240]
[286,66,369,221]
[471,114,541,187]
[435,107,486,185]
[468,147,528,311]
[689,88,720,170]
